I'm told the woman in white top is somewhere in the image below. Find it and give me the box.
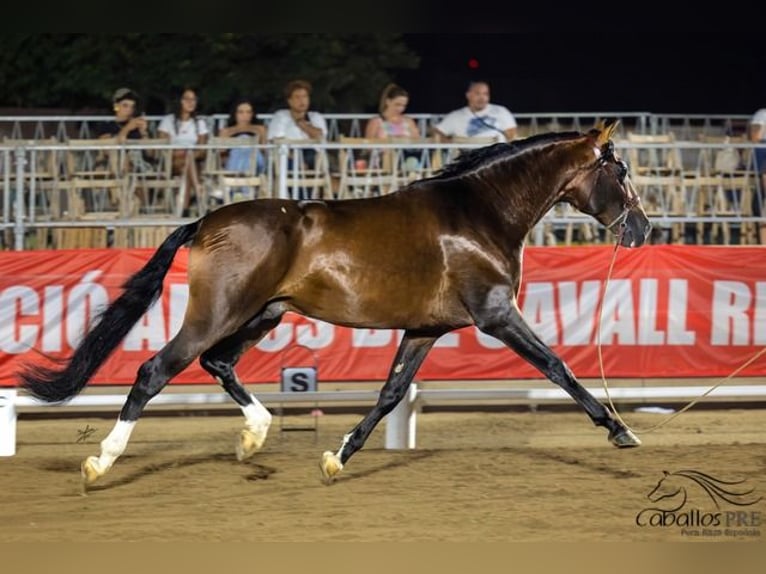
[157,87,209,215]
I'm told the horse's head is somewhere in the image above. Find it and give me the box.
[562,120,651,248]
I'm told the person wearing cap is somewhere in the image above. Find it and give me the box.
[96,88,149,142]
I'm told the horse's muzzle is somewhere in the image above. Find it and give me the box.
[620,210,652,248]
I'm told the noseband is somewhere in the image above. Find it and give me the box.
[604,193,641,231]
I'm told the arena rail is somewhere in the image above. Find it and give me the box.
[3,111,753,142]
[2,383,766,456]
[2,139,765,250]
[0,111,659,141]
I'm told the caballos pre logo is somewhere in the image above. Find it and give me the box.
[636,470,762,537]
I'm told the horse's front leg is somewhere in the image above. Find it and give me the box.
[471,286,640,448]
[320,331,438,484]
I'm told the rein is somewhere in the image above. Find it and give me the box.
[596,227,766,434]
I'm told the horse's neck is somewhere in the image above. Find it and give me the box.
[492,153,575,234]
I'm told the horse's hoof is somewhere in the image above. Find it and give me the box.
[609,428,642,448]
[81,456,103,486]
[320,451,343,485]
[236,428,266,462]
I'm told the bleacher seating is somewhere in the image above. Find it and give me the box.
[0,111,763,249]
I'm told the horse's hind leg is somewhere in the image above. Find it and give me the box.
[320,331,437,484]
[81,324,232,487]
[199,303,285,461]
[471,289,640,448]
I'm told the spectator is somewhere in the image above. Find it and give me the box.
[96,87,149,142]
[434,80,517,143]
[749,108,766,244]
[267,79,328,199]
[365,83,422,173]
[94,87,156,181]
[157,87,209,215]
[364,83,420,139]
[267,79,327,145]
[218,97,267,175]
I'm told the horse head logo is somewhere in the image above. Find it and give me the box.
[647,470,762,511]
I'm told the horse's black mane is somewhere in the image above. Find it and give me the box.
[430,130,583,180]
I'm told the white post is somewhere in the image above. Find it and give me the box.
[277,143,289,200]
[13,147,26,251]
[384,383,417,450]
[0,389,18,456]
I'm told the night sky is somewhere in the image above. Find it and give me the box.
[395,34,766,116]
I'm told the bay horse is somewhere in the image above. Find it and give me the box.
[18,120,651,487]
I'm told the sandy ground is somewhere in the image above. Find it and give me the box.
[1,408,764,542]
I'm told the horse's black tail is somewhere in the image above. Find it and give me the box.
[17,220,202,403]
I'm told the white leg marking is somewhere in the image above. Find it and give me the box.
[335,432,352,459]
[242,394,272,433]
[236,393,272,458]
[321,432,350,482]
[93,420,136,475]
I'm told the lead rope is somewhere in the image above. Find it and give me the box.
[597,230,766,434]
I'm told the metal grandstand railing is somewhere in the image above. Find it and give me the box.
[0,111,751,142]
[1,137,764,251]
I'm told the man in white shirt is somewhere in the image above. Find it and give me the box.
[267,80,328,199]
[267,79,327,143]
[749,108,766,164]
[434,80,517,143]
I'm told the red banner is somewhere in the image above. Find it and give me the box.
[1,245,765,386]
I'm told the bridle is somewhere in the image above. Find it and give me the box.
[583,140,641,234]
[604,192,641,233]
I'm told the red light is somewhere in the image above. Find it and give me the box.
[468,58,480,69]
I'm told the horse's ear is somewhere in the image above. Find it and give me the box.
[595,119,620,146]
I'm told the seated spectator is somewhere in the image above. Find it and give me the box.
[365,83,422,172]
[218,97,267,175]
[749,108,766,244]
[267,79,327,145]
[364,83,420,139]
[97,87,149,142]
[434,80,517,143]
[157,87,209,215]
[94,88,158,177]
[267,79,328,199]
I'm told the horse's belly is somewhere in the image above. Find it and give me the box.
[278,251,472,329]
[284,281,472,330]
